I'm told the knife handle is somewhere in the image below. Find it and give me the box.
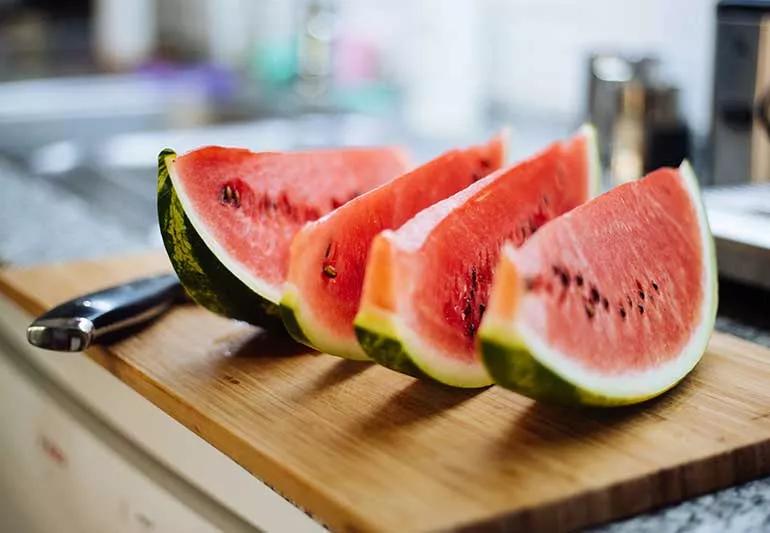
[27,273,184,352]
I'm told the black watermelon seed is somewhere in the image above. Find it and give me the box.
[575,274,584,287]
[559,271,570,287]
[585,303,595,319]
[323,265,337,279]
[590,286,600,303]
[220,185,241,208]
[619,307,627,319]
[652,281,660,293]
[602,297,609,310]
[639,290,645,300]
[638,304,644,314]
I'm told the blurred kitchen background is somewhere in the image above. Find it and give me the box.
[0,0,768,329]
[3,3,770,531]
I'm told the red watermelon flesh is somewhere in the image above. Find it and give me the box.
[509,168,701,372]
[355,127,598,386]
[169,146,410,302]
[280,133,507,359]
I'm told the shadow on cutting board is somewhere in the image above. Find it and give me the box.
[355,379,488,436]
[223,326,310,358]
[309,358,373,389]
[491,371,696,457]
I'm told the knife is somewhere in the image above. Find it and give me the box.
[27,273,184,352]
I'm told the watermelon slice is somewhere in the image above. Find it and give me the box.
[355,126,600,386]
[158,146,409,327]
[280,134,508,359]
[479,162,717,405]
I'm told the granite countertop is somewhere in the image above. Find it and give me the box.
[2,155,770,532]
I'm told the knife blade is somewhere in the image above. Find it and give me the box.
[27,273,184,352]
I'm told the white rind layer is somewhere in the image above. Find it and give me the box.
[282,284,370,360]
[395,314,494,387]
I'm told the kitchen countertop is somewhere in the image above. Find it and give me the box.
[2,155,770,532]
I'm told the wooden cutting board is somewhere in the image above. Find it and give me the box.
[3,252,770,532]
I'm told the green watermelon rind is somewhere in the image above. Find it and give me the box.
[478,160,718,406]
[354,308,493,388]
[353,310,426,379]
[479,325,664,406]
[277,288,313,347]
[280,286,370,359]
[157,149,284,328]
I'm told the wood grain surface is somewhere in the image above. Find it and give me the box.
[3,251,770,532]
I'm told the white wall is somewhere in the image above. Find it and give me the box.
[485,0,717,135]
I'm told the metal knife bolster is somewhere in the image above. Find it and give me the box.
[27,273,183,352]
